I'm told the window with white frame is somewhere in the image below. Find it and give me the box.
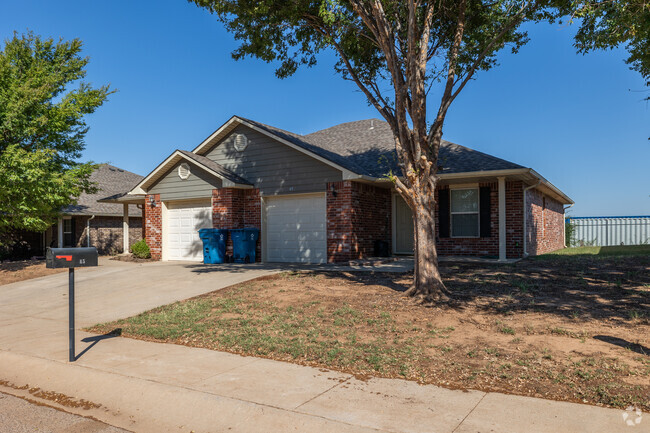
[450,188,479,237]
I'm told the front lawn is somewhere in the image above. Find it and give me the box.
[89,254,650,411]
[0,260,65,285]
[542,244,650,257]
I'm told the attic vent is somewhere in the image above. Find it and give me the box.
[233,133,249,152]
[178,163,191,180]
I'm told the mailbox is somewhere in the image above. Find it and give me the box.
[46,247,98,268]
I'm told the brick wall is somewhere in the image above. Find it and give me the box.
[144,194,162,260]
[327,181,392,262]
[212,188,261,260]
[431,181,524,259]
[526,189,565,255]
[73,216,143,254]
[436,182,500,257]
[506,181,525,258]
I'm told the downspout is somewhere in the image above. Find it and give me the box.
[86,215,95,247]
[563,203,574,247]
[522,181,542,257]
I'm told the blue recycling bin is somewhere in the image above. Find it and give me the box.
[198,228,228,264]
[230,228,259,263]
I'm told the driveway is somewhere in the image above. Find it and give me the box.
[0,258,277,359]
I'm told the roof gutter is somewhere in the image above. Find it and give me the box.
[362,167,573,205]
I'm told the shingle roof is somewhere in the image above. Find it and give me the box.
[63,164,144,216]
[240,117,523,178]
[178,150,253,185]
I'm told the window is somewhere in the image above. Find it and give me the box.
[63,217,73,247]
[451,188,479,237]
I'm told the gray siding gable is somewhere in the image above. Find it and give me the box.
[149,161,222,200]
[204,125,342,195]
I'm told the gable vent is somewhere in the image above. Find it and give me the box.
[234,133,249,152]
[178,163,191,180]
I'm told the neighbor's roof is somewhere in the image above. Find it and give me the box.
[63,164,144,216]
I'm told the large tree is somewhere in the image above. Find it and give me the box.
[190,0,561,302]
[0,32,112,239]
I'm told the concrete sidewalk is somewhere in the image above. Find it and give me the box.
[0,260,641,433]
[0,333,638,433]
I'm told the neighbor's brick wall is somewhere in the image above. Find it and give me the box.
[212,188,261,260]
[327,181,392,262]
[526,189,565,255]
[144,194,162,260]
[73,216,143,254]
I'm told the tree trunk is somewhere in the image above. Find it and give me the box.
[404,186,451,303]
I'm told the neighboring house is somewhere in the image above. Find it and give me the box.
[105,116,572,263]
[42,164,144,254]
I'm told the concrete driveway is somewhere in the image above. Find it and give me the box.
[0,258,277,360]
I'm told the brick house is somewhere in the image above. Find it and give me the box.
[41,164,144,255]
[105,116,572,263]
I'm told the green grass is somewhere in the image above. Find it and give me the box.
[539,245,650,257]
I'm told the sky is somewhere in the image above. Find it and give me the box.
[2,0,648,217]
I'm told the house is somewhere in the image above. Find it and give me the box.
[105,116,572,263]
[43,164,144,254]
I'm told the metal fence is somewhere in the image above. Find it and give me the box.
[567,216,650,247]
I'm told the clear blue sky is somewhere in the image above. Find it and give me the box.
[2,0,648,216]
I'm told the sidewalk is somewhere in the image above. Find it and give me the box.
[0,329,638,433]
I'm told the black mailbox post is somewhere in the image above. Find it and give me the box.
[46,247,98,362]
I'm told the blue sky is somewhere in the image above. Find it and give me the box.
[2,0,648,216]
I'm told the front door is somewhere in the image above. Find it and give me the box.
[394,195,414,254]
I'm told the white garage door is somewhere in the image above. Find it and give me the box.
[265,194,327,263]
[166,201,212,261]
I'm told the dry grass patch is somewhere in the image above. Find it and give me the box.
[89,254,650,411]
[0,260,65,285]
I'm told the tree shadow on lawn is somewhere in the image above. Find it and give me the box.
[328,254,650,324]
[593,335,650,356]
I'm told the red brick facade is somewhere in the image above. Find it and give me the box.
[526,189,565,255]
[435,182,500,257]
[144,194,162,260]
[212,188,261,260]
[327,181,392,262]
[143,181,564,262]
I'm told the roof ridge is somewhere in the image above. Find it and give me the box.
[305,118,386,137]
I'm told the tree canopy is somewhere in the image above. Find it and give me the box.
[0,32,113,236]
[572,0,649,86]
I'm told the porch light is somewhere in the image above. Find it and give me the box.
[149,196,157,208]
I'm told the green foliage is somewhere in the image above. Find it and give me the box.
[130,239,151,259]
[571,1,649,84]
[0,32,113,238]
[189,0,560,88]
[565,218,576,247]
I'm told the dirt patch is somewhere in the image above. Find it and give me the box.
[90,254,650,411]
[0,379,100,410]
[0,260,65,285]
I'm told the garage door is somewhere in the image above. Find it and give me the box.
[265,194,326,263]
[166,201,212,261]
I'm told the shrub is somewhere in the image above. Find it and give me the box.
[130,239,151,259]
